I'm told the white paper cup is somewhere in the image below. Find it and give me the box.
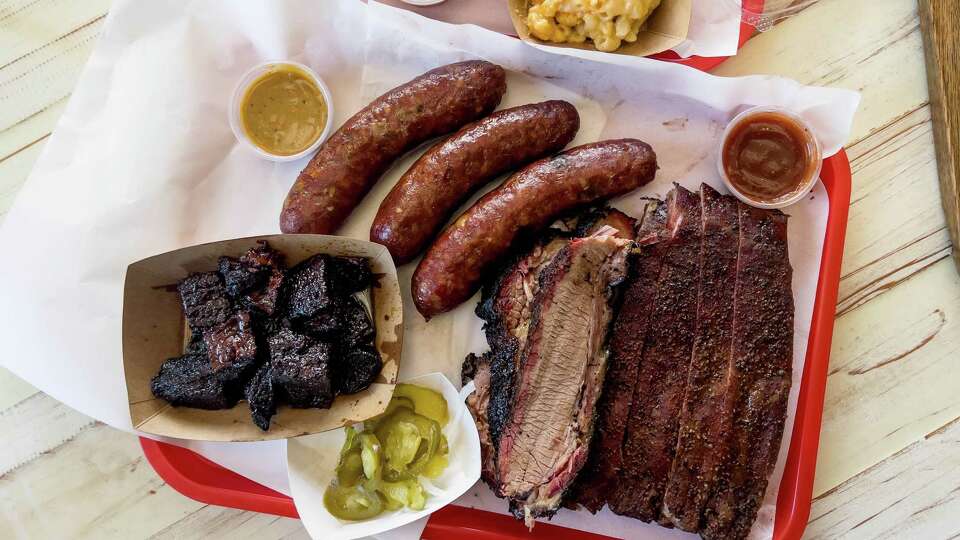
[286,372,481,540]
[717,106,822,209]
[228,61,334,162]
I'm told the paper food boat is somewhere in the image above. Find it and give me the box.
[121,234,402,442]
[508,0,692,57]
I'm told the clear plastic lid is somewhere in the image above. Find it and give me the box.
[726,0,821,32]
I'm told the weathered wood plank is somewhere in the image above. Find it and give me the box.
[0,419,203,539]
[0,0,109,70]
[0,393,95,476]
[816,257,960,496]
[0,12,104,134]
[837,104,951,317]
[149,506,309,540]
[918,0,960,274]
[807,414,960,539]
[716,0,926,146]
[0,367,37,411]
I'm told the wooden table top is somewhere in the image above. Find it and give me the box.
[1,1,957,538]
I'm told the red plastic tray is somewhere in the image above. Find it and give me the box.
[141,149,850,539]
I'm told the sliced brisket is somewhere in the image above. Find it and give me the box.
[661,184,741,531]
[463,352,497,486]
[568,201,667,513]
[609,185,702,522]
[478,207,634,454]
[701,204,793,540]
[494,235,632,526]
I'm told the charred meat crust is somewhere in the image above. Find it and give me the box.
[268,329,334,409]
[463,352,497,486]
[178,272,232,330]
[152,242,380,430]
[280,61,507,235]
[150,354,240,410]
[700,204,793,540]
[494,236,633,524]
[661,184,741,531]
[609,186,703,522]
[245,363,276,431]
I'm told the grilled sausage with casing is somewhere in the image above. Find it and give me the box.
[370,100,580,264]
[280,60,507,234]
[412,139,658,319]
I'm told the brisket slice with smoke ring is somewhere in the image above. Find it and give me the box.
[462,352,497,486]
[476,208,636,454]
[568,200,668,513]
[493,235,633,527]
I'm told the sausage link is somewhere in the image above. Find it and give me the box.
[370,101,580,264]
[412,139,658,319]
[279,61,506,234]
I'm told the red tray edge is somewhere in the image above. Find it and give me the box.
[140,149,850,540]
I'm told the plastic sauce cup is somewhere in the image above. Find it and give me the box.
[229,61,334,162]
[717,106,822,210]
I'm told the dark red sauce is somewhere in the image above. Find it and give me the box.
[722,111,819,202]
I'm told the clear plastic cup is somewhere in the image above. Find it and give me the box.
[228,61,334,162]
[717,106,822,210]
[724,0,822,32]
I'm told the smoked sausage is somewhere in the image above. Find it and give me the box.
[370,101,580,264]
[412,139,658,319]
[280,61,507,234]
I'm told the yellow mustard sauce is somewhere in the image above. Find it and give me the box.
[241,65,327,156]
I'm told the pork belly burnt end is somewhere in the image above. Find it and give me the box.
[245,363,276,431]
[150,353,238,409]
[178,272,232,329]
[701,204,793,540]
[219,241,287,315]
[494,235,633,526]
[282,255,336,319]
[338,296,376,348]
[329,256,373,294]
[333,345,382,395]
[202,311,257,380]
[268,328,334,409]
[661,184,741,531]
[609,185,703,522]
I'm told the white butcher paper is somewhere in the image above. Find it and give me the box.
[0,1,858,540]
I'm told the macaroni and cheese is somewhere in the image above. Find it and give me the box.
[526,0,662,52]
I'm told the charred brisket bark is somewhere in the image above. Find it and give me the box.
[462,352,497,486]
[150,353,239,410]
[494,235,632,526]
[569,200,667,513]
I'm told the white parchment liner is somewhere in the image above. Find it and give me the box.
[0,1,858,539]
